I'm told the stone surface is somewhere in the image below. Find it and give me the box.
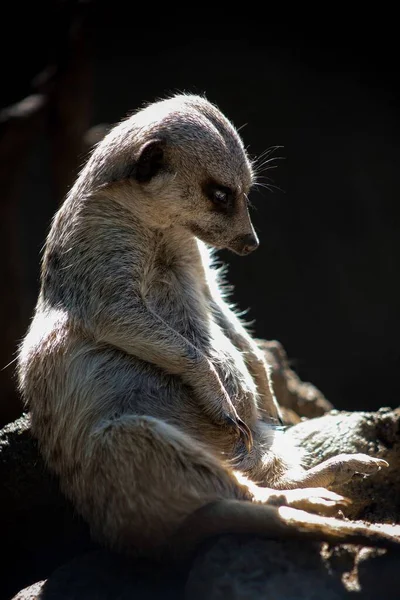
[286,407,400,522]
[186,537,400,600]
[12,540,400,600]
[259,339,334,422]
[0,415,94,599]
[10,552,185,600]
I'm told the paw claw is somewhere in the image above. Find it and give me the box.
[350,455,389,475]
[326,454,390,485]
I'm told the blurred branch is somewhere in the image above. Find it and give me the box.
[0,94,48,425]
[0,2,93,426]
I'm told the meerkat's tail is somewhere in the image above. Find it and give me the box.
[170,499,400,561]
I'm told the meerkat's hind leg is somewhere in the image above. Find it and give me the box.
[76,414,257,555]
[281,454,389,490]
[77,414,360,558]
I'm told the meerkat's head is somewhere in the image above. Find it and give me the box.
[84,94,259,255]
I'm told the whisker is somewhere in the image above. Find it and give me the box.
[250,145,286,196]
[267,182,285,193]
[254,156,285,173]
[255,165,279,172]
[2,355,19,371]
[252,182,271,191]
[253,145,284,165]
[252,181,285,194]
[252,145,285,180]
[245,193,255,210]
[255,174,279,184]
[255,152,283,165]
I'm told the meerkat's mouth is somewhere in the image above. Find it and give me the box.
[187,223,259,256]
[187,222,226,249]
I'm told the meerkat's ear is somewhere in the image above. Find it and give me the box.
[135,138,166,183]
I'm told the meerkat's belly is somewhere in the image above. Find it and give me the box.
[22,307,256,464]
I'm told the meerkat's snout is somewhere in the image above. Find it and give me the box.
[230,231,260,256]
[224,197,260,255]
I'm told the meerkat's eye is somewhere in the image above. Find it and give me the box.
[213,188,229,205]
[203,181,235,211]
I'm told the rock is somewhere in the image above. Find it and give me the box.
[10,551,185,600]
[259,339,334,421]
[1,414,57,514]
[13,541,399,599]
[0,415,94,600]
[286,407,400,522]
[186,538,399,600]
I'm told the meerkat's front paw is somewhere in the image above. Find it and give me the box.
[320,453,389,486]
[287,453,390,489]
[270,487,351,517]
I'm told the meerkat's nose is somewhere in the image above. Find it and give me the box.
[240,233,259,255]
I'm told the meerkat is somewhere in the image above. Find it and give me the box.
[18,93,398,561]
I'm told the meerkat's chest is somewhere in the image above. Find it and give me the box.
[145,263,211,346]
[144,264,256,401]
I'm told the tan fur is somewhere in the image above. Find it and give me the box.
[17,94,397,559]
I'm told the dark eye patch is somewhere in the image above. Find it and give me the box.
[202,179,235,214]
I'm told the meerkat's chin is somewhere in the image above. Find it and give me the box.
[229,247,258,257]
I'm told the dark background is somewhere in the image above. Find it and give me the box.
[1,2,399,427]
